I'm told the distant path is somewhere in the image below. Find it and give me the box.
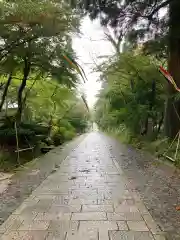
[0,132,167,239]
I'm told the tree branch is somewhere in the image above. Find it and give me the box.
[0,35,38,62]
[0,72,13,112]
[147,0,173,19]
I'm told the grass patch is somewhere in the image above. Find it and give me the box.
[106,126,180,167]
[0,146,42,172]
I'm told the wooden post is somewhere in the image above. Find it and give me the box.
[14,121,20,165]
[174,131,180,162]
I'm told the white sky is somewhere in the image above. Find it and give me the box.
[72,17,114,108]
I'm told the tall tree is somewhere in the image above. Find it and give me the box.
[0,0,80,122]
[95,52,165,138]
[103,27,122,54]
[79,0,180,138]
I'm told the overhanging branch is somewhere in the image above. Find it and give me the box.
[147,0,173,19]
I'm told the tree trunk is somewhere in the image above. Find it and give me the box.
[48,86,58,137]
[141,80,156,136]
[165,0,180,138]
[16,57,31,123]
[141,117,149,135]
[0,72,13,112]
[157,112,164,136]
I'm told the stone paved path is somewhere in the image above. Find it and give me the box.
[0,133,166,239]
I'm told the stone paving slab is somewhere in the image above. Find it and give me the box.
[153,235,166,240]
[46,220,78,240]
[117,221,129,230]
[71,212,107,221]
[109,230,154,240]
[67,228,98,240]
[127,220,149,231]
[79,220,118,240]
[1,230,48,240]
[82,204,113,212]
[0,133,166,239]
[107,212,143,221]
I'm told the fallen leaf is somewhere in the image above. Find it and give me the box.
[176,206,180,211]
[69,176,77,180]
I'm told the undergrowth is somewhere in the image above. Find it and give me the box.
[106,126,180,167]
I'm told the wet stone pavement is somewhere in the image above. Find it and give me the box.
[0,133,167,239]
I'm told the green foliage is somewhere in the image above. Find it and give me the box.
[0,118,48,146]
[51,120,76,146]
[0,1,90,171]
[95,50,180,166]
[0,149,13,172]
[80,0,180,139]
[79,0,169,53]
[95,52,165,138]
[65,102,89,133]
[0,77,89,148]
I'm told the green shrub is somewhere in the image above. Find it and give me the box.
[68,117,88,133]
[52,131,65,146]
[43,137,54,146]
[0,127,35,146]
[20,122,49,135]
[0,150,15,172]
[0,118,49,146]
[51,120,76,146]
[63,130,76,140]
